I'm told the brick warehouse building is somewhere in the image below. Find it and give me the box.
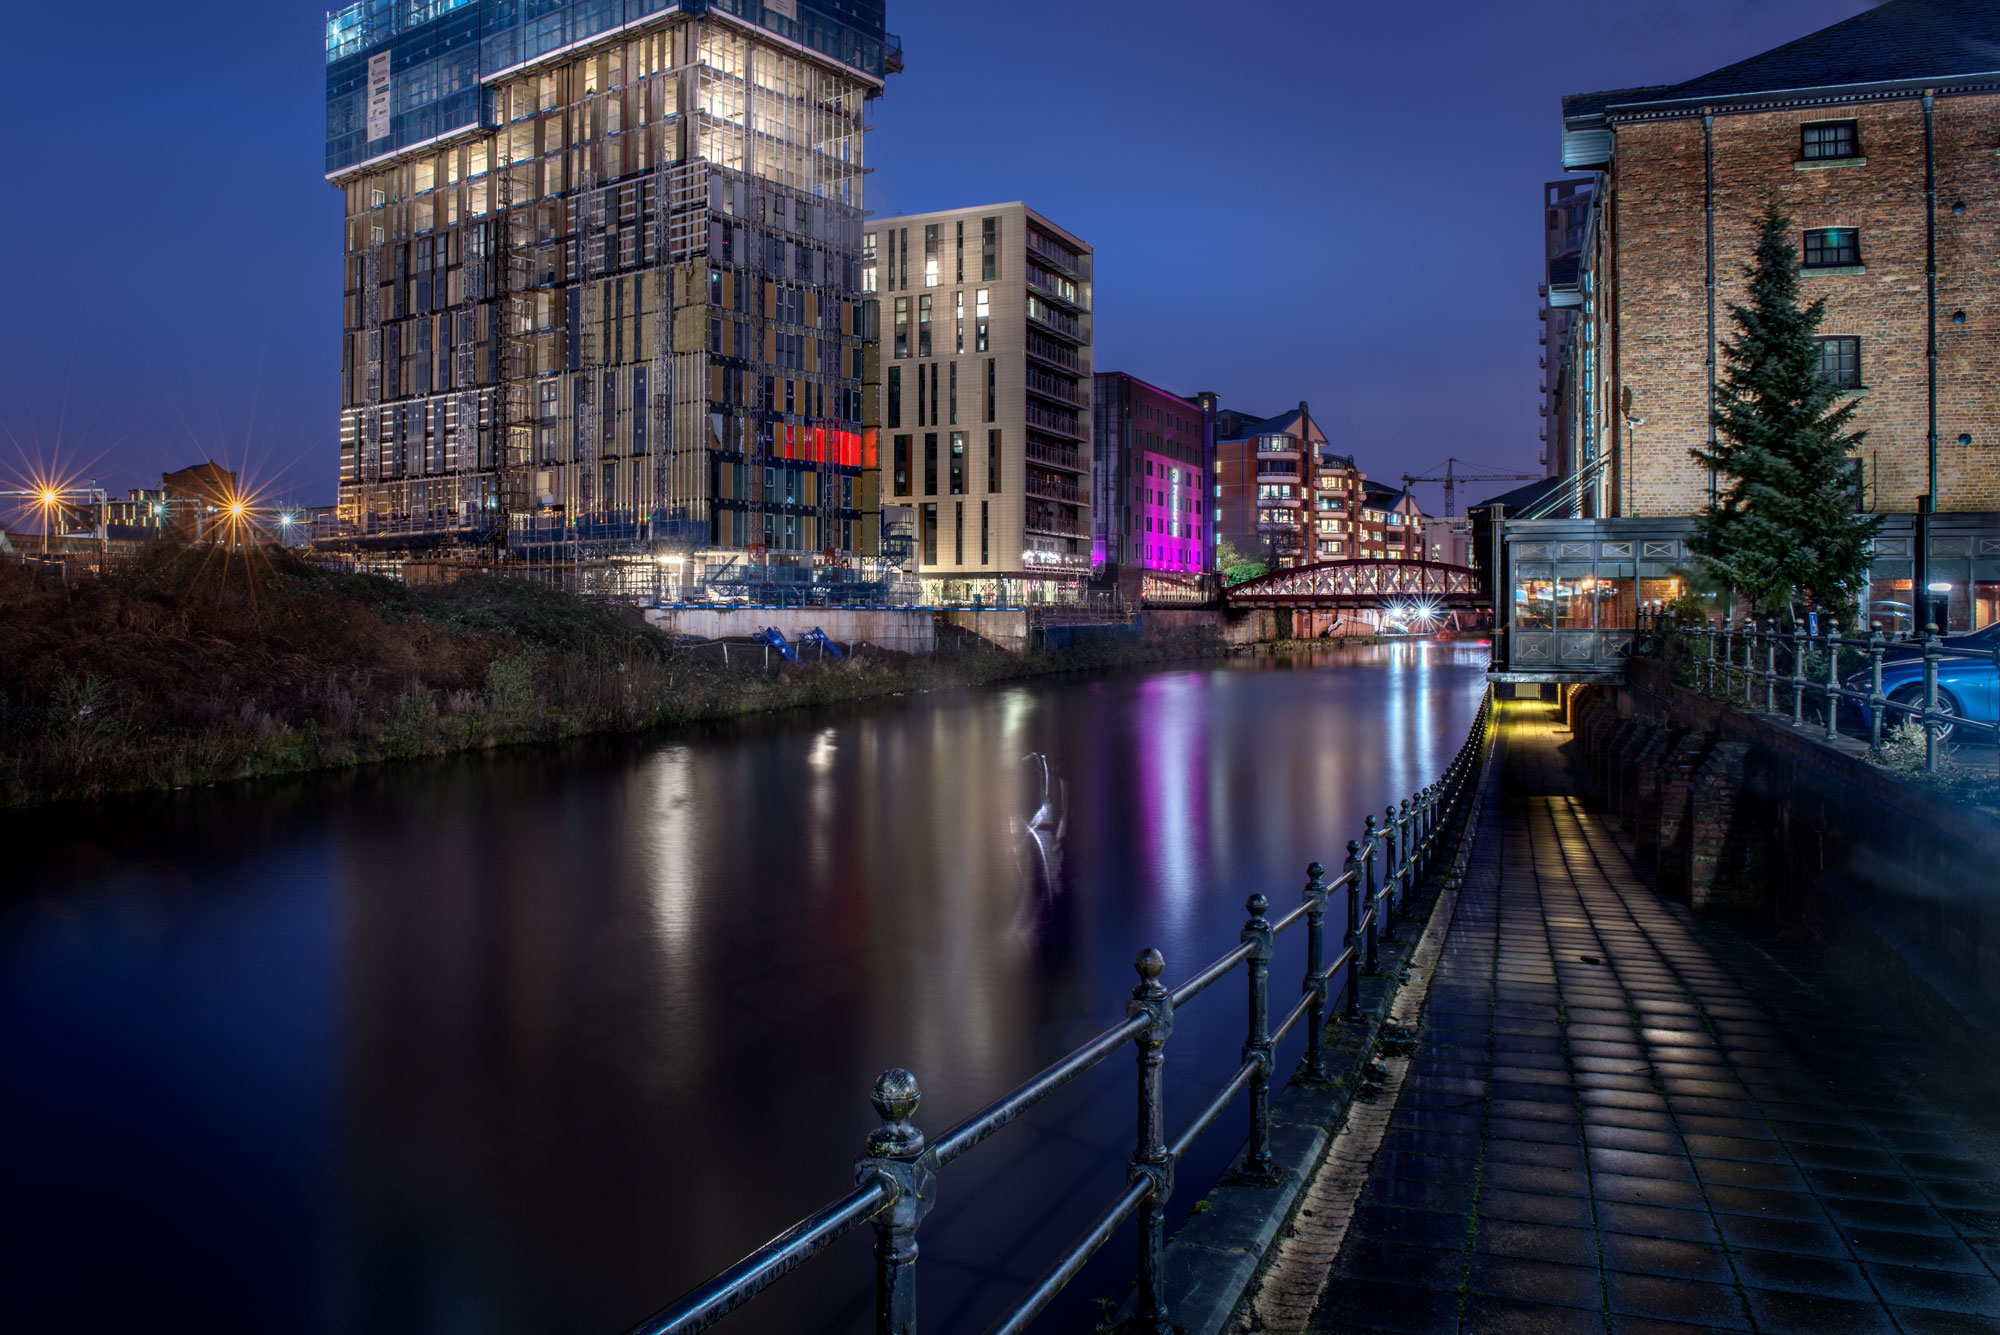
[1501,0,2000,681]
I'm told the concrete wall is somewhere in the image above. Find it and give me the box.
[938,608,1029,651]
[643,606,936,653]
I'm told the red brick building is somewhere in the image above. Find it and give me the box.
[1509,0,2000,681]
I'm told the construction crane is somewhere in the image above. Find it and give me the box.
[1401,458,1540,518]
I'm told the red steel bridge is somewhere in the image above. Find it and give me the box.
[1224,558,1482,609]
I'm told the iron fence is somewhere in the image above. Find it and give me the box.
[1641,612,2000,775]
[624,688,1496,1335]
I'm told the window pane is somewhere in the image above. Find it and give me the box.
[1514,575,1554,629]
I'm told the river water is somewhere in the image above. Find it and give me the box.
[1,643,1488,1335]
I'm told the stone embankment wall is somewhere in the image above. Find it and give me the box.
[1565,662,2000,1057]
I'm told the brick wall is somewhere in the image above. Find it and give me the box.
[1593,92,2000,519]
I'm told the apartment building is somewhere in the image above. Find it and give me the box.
[871,204,1093,597]
[323,0,897,578]
[1092,374,1215,582]
[1539,179,1594,479]
[1216,404,1321,566]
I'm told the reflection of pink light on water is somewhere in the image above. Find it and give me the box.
[1134,671,1207,930]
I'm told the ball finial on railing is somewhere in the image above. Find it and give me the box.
[1134,947,1165,983]
[867,1068,924,1157]
[1246,892,1269,921]
[1306,861,1325,881]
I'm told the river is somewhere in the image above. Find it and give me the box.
[1,642,1488,1334]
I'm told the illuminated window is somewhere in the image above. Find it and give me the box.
[923,224,939,287]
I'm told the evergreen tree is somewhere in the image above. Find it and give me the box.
[1690,206,1880,620]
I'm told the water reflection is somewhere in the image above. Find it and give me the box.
[0,642,1488,1334]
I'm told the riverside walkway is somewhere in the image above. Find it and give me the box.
[1300,699,2000,1335]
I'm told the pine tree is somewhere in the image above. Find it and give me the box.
[1690,206,1881,621]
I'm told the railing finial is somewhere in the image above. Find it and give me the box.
[868,1069,925,1159]
[1134,946,1165,987]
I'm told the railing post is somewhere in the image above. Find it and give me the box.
[1924,623,1941,773]
[1747,619,1759,707]
[1790,624,1806,727]
[1379,806,1401,942]
[1301,862,1330,1082]
[1241,894,1275,1179]
[855,1069,935,1335]
[1742,619,1755,705]
[1127,949,1174,1335]
[1823,619,1840,742]
[1722,620,1735,700]
[1362,814,1381,976]
[1398,798,1413,916]
[1765,619,1779,714]
[1869,625,1887,752]
[1342,841,1363,1022]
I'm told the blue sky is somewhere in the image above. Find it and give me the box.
[0,0,1874,513]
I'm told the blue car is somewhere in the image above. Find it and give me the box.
[1844,623,2000,741]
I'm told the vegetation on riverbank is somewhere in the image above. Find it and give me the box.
[0,543,1226,806]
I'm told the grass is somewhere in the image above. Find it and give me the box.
[0,540,1227,806]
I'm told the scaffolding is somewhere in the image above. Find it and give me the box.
[325,4,889,590]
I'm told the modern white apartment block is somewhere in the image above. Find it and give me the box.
[867,203,1093,598]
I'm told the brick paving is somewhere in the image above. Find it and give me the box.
[1307,700,2000,1335]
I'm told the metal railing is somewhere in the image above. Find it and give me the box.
[1650,613,2000,775]
[626,689,1496,1335]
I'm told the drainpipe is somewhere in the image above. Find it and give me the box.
[1918,92,1938,630]
[1703,111,1717,509]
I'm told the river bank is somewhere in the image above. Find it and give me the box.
[0,545,1228,807]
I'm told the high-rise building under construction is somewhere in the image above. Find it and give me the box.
[323,0,898,580]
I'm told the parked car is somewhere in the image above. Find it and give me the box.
[1843,623,2000,741]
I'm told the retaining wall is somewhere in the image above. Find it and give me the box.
[642,606,936,653]
[1565,663,2000,1059]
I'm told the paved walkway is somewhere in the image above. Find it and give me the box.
[1307,700,2000,1335]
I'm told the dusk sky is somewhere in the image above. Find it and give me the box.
[1,0,1875,514]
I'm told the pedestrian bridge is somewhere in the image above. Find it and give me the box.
[1224,558,1481,609]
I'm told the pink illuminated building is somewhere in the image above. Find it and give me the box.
[1091,372,1216,586]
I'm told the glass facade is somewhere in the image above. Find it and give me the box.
[326,0,890,174]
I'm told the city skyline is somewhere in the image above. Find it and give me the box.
[0,0,1876,511]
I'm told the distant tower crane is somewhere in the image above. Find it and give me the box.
[1401,458,1540,518]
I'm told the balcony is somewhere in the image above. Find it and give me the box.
[1026,229,1089,281]
[1025,508,1089,539]
[1026,299,1086,343]
[1024,336,1080,373]
[1025,368,1083,406]
[1026,439,1086,473]
[1026,472,1086,505]
[1025,403,1085,441]
[1025,264,1087,312]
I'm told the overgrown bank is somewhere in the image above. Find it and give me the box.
[0,545,1226,807]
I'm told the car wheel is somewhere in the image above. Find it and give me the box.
[1889,685,1960,741]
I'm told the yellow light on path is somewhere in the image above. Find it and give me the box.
[41,490,57,506]
[230,502,245,517]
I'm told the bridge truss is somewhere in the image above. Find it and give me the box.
[1225,558,1480,607]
